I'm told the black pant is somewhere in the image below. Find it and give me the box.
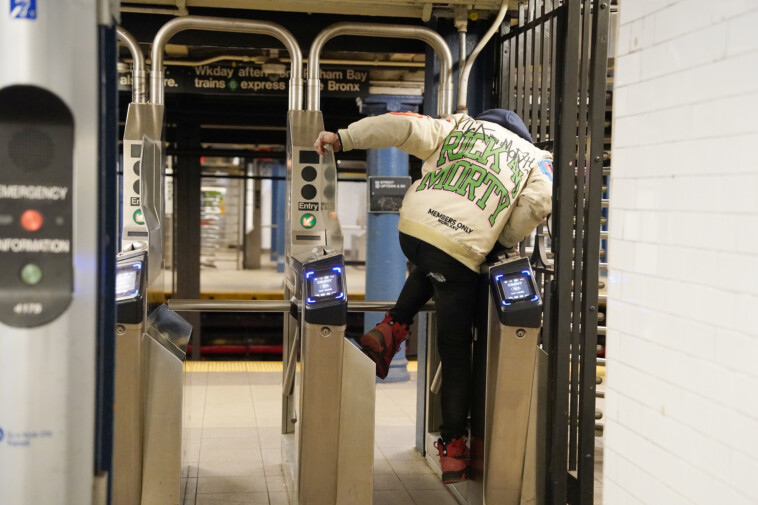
[391,233,479,440]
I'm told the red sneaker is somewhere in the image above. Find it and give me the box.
[359,312,409,379]
[434,436,469,484]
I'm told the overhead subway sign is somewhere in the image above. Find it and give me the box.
[119,63,370,97]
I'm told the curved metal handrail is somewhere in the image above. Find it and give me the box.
[116,26,147,104]
[307,22,453,116]
[150,16,303,110]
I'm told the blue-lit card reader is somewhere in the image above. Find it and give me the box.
[302,254,347,326]
[491,257,542,329]
[116,249,147,325]
[470,256,544,505]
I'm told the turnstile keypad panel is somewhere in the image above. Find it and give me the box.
[0,86,74,328]
[291,148,337,244]
[122,141,149,241]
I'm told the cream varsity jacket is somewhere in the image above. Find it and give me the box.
[338,112,553,272]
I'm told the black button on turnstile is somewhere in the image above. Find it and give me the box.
[301,166,317,182]
[323,184,335,200]
[301,184,317,200]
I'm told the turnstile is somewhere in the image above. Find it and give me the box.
[113,247,192,505]
[281,109,375,505]
[425,257,546,505]
[112,29,189,503]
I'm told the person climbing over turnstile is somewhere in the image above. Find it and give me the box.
[314,109,553,484]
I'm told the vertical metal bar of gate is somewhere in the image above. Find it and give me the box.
[579,2,610,503]
[539,0,550,143]
[509,22,517,110]
[569,0,592,473]
[549,0,580,503]
[517,3,525,119]
[499,19,512,113]
[530,0,541,140]
[525,2,533,132]
[549,2,559,147]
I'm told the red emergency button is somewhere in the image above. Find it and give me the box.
[20,209,44,232]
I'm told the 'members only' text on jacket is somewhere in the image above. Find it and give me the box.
[338,112,553,272]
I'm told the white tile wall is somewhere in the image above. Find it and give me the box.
[606,1,758,504]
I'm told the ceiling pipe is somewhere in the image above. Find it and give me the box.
[150,16,303,110]
[116,26,147,104]
[454,6,469,101]
[307,22,453,116]
[457,0,508,113]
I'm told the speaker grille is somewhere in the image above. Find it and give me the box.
[9,128,55,171]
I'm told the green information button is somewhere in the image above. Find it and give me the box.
[20,263,43,286]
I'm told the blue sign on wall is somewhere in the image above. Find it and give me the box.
[10,0,37,19]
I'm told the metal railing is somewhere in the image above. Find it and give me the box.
[116,27,146,104]
[168,299,435,313]
[307,23,453,116]
[150,16,303,110]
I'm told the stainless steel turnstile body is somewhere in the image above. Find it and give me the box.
[114,320,146,505]
[113,249,191,505]
[141,313,188,505]
[424,258,547,505]
[284,316,376,505]
[114,323,188,505]
[466,322,546,505]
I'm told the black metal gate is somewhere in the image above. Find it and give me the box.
[496,1,610,504]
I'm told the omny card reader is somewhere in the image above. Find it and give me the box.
[116,249,147,324]
[491,257,542,328]
[303,255,347,326]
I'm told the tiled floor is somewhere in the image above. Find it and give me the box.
[182,367,604,505]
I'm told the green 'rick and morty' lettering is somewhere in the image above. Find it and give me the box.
[416,126,535,227]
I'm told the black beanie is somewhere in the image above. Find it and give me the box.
[475,109,533,144]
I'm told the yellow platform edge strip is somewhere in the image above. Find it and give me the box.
[185,360,419,373]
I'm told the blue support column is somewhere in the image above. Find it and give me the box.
[271,162,286,273]
[360,95,423,383]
